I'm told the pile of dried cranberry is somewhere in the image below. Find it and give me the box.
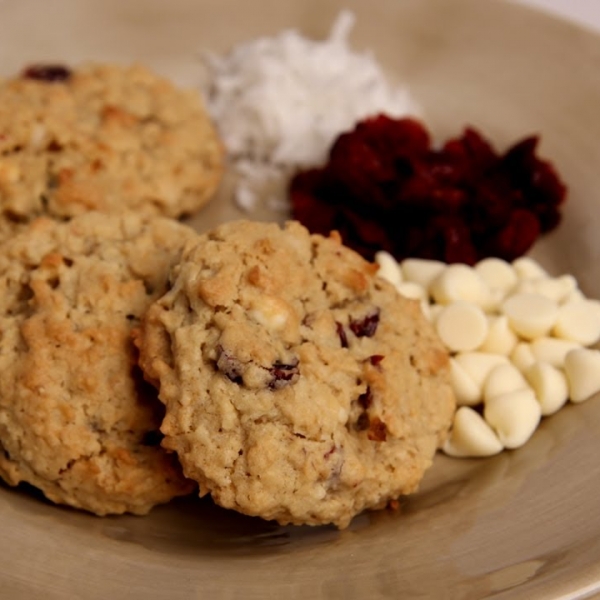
[290,115,567,265]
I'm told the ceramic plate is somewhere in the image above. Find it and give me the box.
[1,0,600,598]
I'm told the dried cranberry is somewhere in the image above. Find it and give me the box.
[367,417,387,442]
[216,346,243,384]
[324,446,337,459]
[358,387,372,409]
[485,208,541,260]
[501,136,566,231]
[289,169,340,238]
[330,131,394,183]
[268,360,299,389]
[335,321,349,348]
[22,64,72,83]
[349,309,380,338]
[359,115,430,160]
[442,127,498,176]
[356,412,370,432]
[369,355,384,367]
[433,215,478,265]
[47,140,63,152]
[289,115,567,265]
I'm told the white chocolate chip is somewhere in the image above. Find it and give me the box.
[400,258,445,291]
[530,337,581,369]
[427,303,444,323]
[29,124,47,150]
[395,281,427,301]
[381,250,600,460]
[512,257,549,280]
[553,299,600,346]
[483,363,529,403]
[502,292,559,339]
[338,407,349,423]
[511,279,538,296]
[485,288,507,313]
[479,315,518,356]
[484,388,542,449]
[375,251,402,287]
[525,362,569,416]
[248,295,291,331]
[313,485,327,500]
[474,257,517,296]
[454,352,509,389]
[449,358,481,406]
[430,264,493,308]
[531,275,577,304]
[443,407,503,457]
[563,288,586,305]
[564,348,600,403]
[514,275,577,304]
[435,302,489,352]
[510,342,536,373]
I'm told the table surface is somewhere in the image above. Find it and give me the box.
[512,0,600,31]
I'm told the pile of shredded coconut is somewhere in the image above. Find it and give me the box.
[202,11,421,212]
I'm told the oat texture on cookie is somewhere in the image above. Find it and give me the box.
[0,212,197,515]
[136,220,455,528]
[0,63,223,241]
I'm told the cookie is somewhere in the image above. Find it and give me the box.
[0,62,223,241]
[0,212,197,515]
[0,217,23,244]
[136,220,455,528]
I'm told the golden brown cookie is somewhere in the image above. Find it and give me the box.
[0,62,223,241]
[0,212,197,515]
[136,220,455,527]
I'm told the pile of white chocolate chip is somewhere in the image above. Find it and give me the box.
[375,252,600,458]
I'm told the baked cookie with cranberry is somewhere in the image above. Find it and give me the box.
[136,220,455,528]
[0,212,197,515]
[0,62,223,241]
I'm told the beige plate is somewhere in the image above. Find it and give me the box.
[2,0,600,598]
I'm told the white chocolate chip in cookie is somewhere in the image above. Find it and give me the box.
[248,294,294,332]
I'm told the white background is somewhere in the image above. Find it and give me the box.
[512,0,600,31]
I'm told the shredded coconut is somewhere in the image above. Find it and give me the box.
[202,11,421,212]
